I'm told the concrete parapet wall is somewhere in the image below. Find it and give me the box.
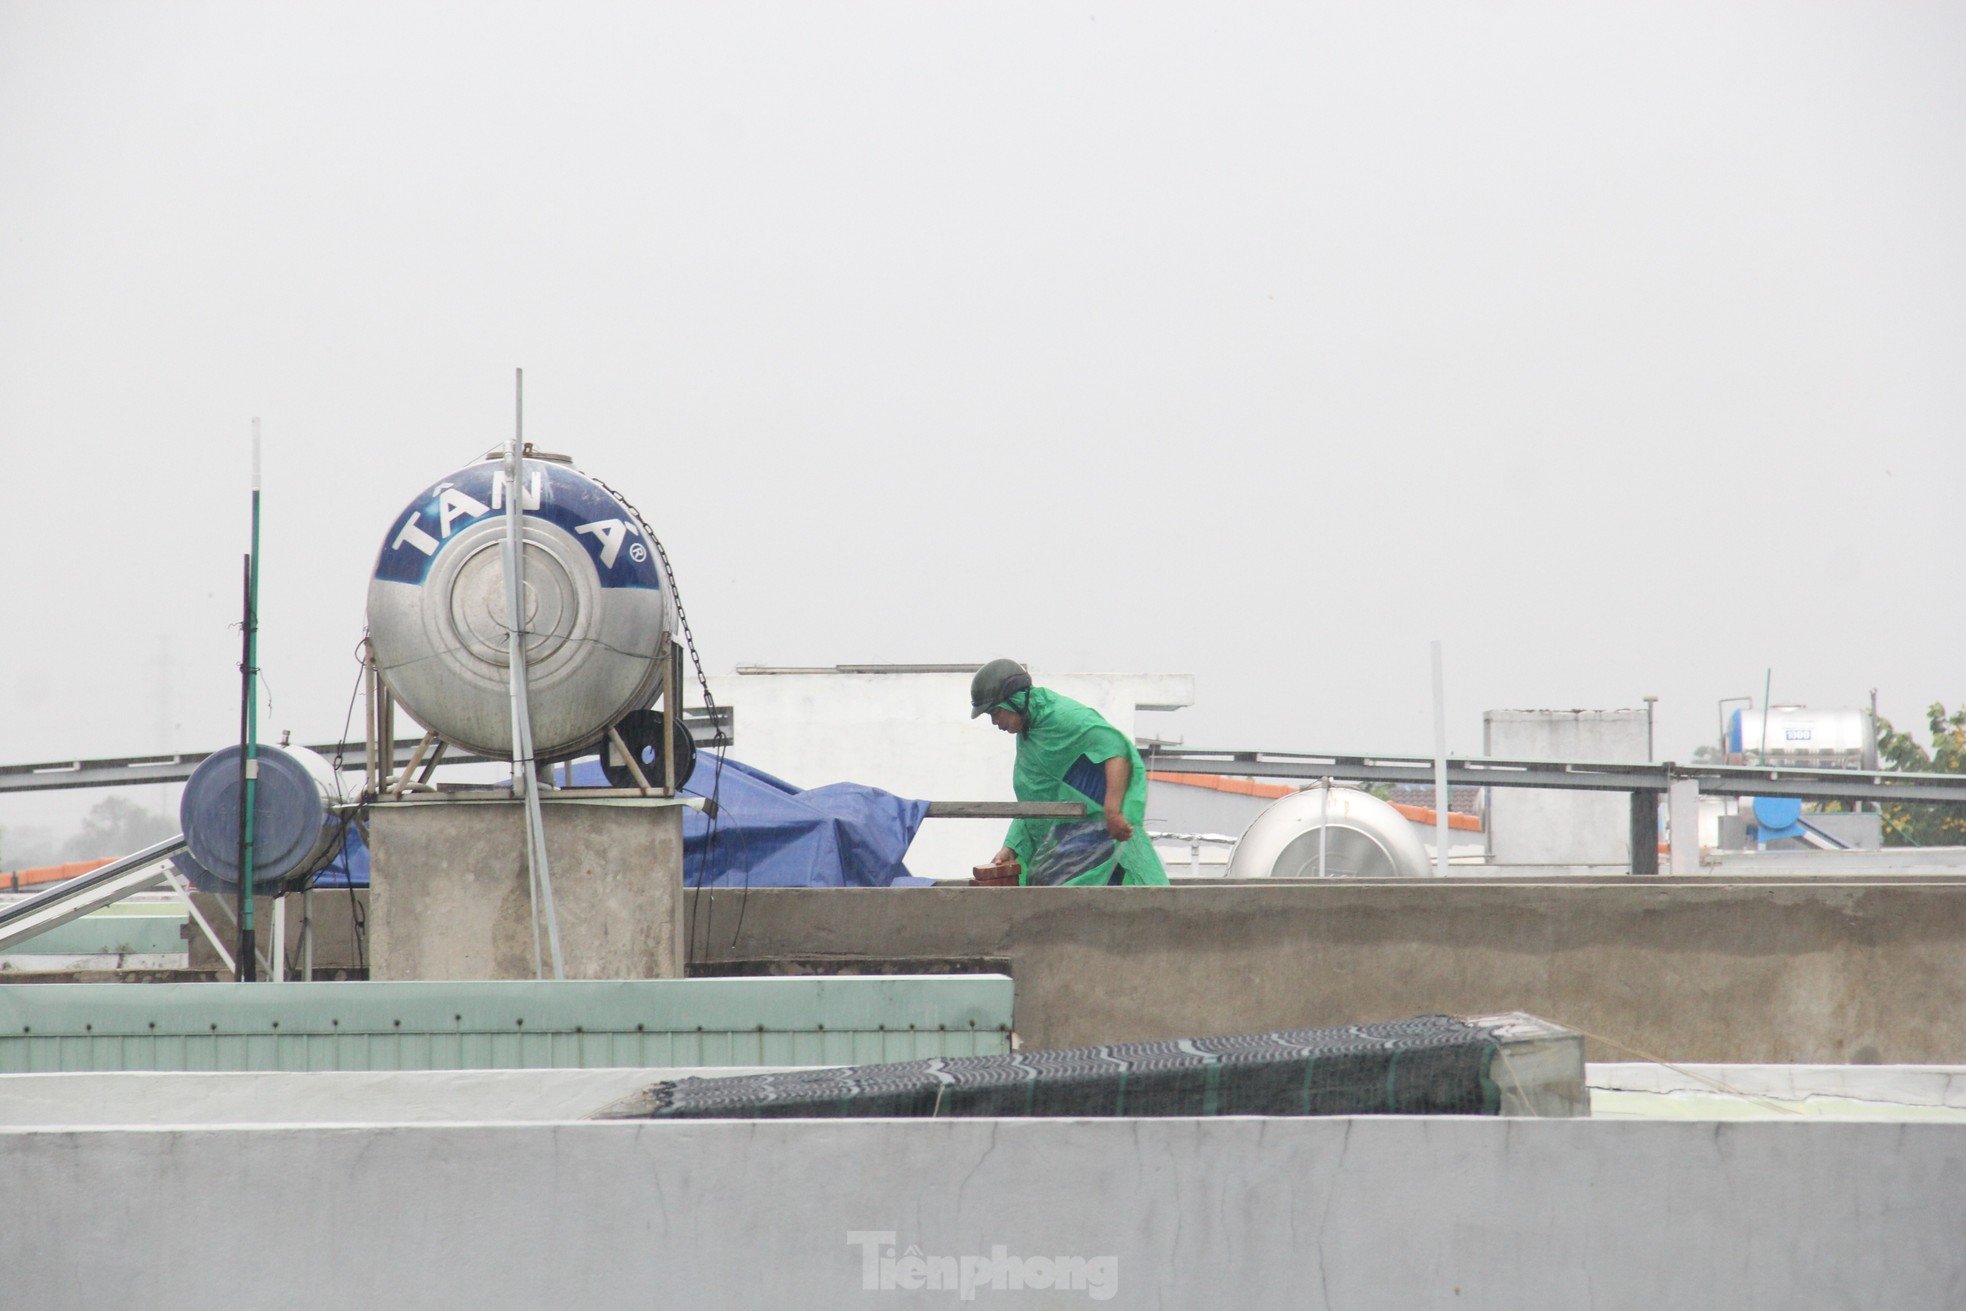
[5,1116,1962,1309]
[685,880,1966,1063]
[0,1067,800,1126]
[370,798,683,980]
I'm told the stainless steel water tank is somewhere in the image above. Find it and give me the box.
[365,455,672,759]
[1226,785,1432,879]
[1728,706,1878,769]
[179,744,342,888]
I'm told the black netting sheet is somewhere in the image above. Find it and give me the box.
[595,1014,1500,1120]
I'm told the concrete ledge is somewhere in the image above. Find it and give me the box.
[5,1116,1963,1309]
[684,880,1966,1062]
[0,1067,814,1126]
[0,976,1014,1072]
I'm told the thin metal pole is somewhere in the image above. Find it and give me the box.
[1757,669,1773,764]
[1867,687,1880,810]
[362,643,379,797]
[1317,777,1329,878]
[504,369,562,979]
[269,894,285,982]
[1430,640,1449,878]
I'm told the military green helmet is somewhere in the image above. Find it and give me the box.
[970,658,1033,718]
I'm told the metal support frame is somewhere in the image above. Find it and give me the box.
[923,802,1088,820]
[387,731,442,799]
[159,863,238,977]
[0,836,286,978]
[300,888,314,981]
[188,883,274,979]
[606,724,656,795]
[0,837,183,953]
[1142,748,1966,805]
[0,708,735,796]
[1143,746,1966,877]
[662,637,681,796]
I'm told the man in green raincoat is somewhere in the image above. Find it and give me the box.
[971,659,1169,886]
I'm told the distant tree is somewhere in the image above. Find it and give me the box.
[0,824,60,871]
[61,797,177,861]
[1876,704,1966,846]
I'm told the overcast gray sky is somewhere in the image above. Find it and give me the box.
[4,2,1964,841]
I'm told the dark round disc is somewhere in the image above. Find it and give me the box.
[601,708,697,791]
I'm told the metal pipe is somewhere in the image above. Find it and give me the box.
[363,643,379,797]
[662,639,679,796]
[504,369,563,979]
[1430,641,1449,878]
[235,553,254,979]
[1318,777,1329,879]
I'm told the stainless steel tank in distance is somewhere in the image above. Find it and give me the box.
[1226,785,1432,879]
[1728,706,1878,769]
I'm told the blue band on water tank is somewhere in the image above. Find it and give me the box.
[370,459,663,591]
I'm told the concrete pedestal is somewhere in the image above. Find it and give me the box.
[368,798,684,981]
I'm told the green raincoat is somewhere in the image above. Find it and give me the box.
[993,687,1169,886]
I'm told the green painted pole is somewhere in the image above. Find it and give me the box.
[236,421,262,981]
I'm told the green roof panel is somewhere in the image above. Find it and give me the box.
[0,976,1013,1073]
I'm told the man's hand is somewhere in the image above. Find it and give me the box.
[991,846,1017,867]
[1102,757,1133,842]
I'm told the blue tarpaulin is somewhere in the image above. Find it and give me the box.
[312,754,932,889]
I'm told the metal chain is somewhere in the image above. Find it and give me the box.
[588,473,726,745]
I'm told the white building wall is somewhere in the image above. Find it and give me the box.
[704,668,1194,880]
[1485,709,1649,866]
[1143,781,1275,842]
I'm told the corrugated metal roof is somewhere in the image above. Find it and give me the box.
[0,976,1013,1073]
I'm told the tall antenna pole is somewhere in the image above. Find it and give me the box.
[235,418,263,981]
